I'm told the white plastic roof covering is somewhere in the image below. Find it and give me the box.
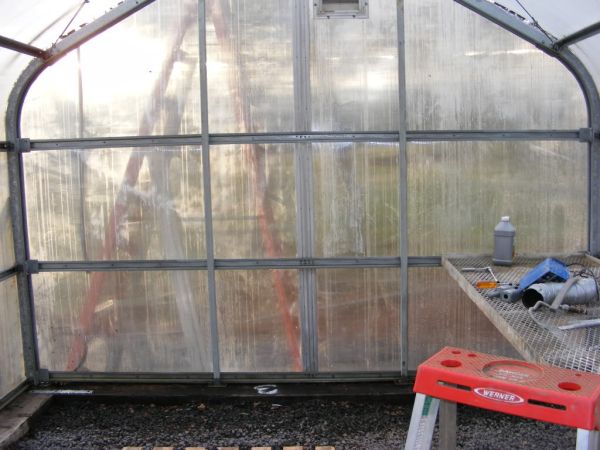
[1,0,600,140]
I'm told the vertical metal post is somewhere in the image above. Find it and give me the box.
[6,147,39,382]
[396,0,409,376]
[293,0,317,374]
[199,0,221,381]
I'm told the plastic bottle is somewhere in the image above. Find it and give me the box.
[492,216,515,266]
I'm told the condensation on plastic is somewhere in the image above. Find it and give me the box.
[211,144,297,259]
[408,267,519,370]
[571,35,600,102]
[408,141,588,256]
[405,0,587,130]
[24,147,205,261]
[33,270,211,372]
[206,0,294,133]
[21,0,200,139]
[495,0,600,40]
[0,153,15,271]
[310,0,399,131]
[313,142,399,257]
[216,270,300,372]
[0,278,25,399]
[317,268,401,371]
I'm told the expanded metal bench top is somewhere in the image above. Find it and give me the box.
[443,254,600,373]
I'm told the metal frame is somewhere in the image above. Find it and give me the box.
[0,35,47,58]
[0,0,598,391]
[554,21,600,50]
[24,129,591,151]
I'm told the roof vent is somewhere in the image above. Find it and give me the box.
[314,0,369,19]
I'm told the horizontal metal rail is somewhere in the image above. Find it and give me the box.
[48,370,409,383]
[0,266,18,283]
[26,130,590,151]
[0,380,29,411]
[34,256,442,272]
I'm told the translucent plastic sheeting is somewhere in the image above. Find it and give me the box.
[0,278,25,399]
[571,35,600,100]
[33,270,211,372]
[206,0,294,133]
[310,0,399,131]
[211,144,296,259]
[0,152,15,271]
[24,147,205,261]
[317,268,401,371]
[405,0,587,130]
[407,267,519,370]
[313,143,399,257]
[216,270,300,372]
[21,0,201,139]
[408,141,588,256]
[495,0,600,40]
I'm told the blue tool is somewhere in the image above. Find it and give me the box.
[517,258,570,293]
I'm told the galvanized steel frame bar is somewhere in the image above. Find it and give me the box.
[198,0,221,382]
[293,0,318,375]
[26,129,589,151]
[32,257,442,272]
[554,21,600,50]
[0,267,17,283]
[397,0,409,377]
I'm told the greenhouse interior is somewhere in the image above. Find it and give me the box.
[1,0,600,448]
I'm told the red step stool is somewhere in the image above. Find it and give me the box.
[405,347,600,450]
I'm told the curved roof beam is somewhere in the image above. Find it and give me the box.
[455,0,600,255]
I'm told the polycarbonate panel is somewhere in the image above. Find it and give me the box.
[0,278,25,399]
[405,0,587,130]
[313,143,399,257]
[317,268,401,371]
[33,270,211,372]
[408,141,587,256]
[0,153,15,271]
[21,0,200,139]
[496,0,600,39]
[211,145,296,258]
[24,147,205,261]
[310,0,399,131]
[206,0,294,133]
[216,270,300,372]
[572,35,600,99]
[408,267,519,370]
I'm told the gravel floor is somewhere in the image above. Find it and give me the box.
[9,397,576,450]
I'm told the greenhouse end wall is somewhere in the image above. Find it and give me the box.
[0,0,594,383]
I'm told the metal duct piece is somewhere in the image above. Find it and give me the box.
[522,279,599,308]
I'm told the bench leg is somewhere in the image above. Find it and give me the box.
[439,400,457,450]
[577,429,600,450]
[405,393,440,450]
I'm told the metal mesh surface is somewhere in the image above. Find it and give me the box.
[446,255,600,373]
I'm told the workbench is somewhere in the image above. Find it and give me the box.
[443,254,600,373]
